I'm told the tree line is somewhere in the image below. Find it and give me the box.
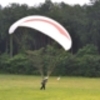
[0,0,100,77]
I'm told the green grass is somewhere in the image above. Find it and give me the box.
[0,74,100,100]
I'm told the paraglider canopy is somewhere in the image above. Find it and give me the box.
[9,15,72,50]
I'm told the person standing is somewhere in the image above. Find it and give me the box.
[40,77,48,90]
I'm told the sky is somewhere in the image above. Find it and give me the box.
[0,0,91,7]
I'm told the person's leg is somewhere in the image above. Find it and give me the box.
[40,84,43,90]
[43,84,45,90]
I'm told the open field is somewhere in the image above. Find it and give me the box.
[0,74,100,100]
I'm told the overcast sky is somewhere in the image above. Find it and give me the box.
[0,0,91,7]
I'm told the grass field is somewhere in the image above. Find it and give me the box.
[0,74,100,100]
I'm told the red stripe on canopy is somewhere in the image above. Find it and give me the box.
[23,19,70,40]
